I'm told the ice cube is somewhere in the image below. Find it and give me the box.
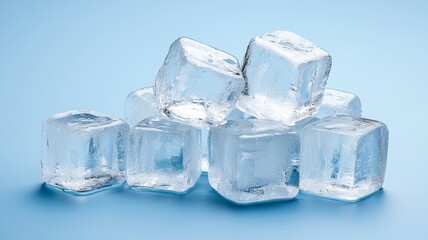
[316,88,362,119]
[126,117,202,193]
[155,37,245,125]
[237,31,332,125]
[209,119,300,204]
[300,116,389,201]
[124,86,162,127]
[41,110,129,194]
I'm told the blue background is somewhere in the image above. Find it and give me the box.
[1,1,427,239]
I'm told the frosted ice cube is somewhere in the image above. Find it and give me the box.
[300,116,389,201]
[124,86,162,127]
[237,31,332,125]
[126,117,202,193]
[41,110,129,194]
[209,119,300,204]
[316,88,362,119]
[155,37,245,125]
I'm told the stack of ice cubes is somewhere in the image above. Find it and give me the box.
[41,31,389,204]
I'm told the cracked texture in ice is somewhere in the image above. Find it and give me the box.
[237,31,332,125]
[41,110,129,194]
[316,88,361,119]
[209,119,300,204]
[126,118,202,193]
[155,37,245,125]
[124,86,161,127]
[300,116,389,201]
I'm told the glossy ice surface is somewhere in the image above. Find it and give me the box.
[237,31,332,125]
[209,119,300,204]
[41,110,129,194]
[126,118,202,193]
[316,88,362,119]
[124,87,162,127]
[300,116,389,201]
[155,37,245,125]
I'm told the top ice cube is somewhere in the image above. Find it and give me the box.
[237,31,332,125]
[316,88,362,119]
[155,37,245,125]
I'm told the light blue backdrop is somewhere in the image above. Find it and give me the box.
[1,1,427,239]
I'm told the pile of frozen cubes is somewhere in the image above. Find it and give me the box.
[41,31,389,204]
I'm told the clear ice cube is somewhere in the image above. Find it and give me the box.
[316,88,362,119]
[209,119,300,204]
[124,86,162,127]
[155,37,245,125]
[237,31,332,125]
[126,117,202,193]
[300,116,389,201]
[41,110,129,194]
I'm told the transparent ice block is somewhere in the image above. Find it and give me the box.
[155,37,245,125]
[41,110,129,194]
[126,117,202,193]
[300,116,389,201]
[237,31,332,125]
[209,119,300,204]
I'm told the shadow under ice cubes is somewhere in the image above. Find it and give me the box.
[41,110,129,195]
